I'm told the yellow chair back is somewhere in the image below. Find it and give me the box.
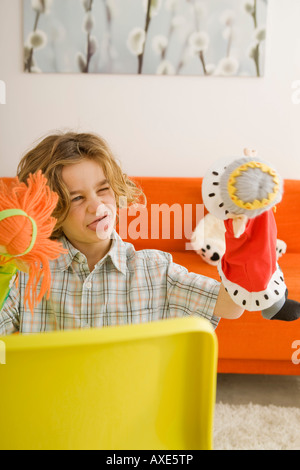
[0,317,218,450]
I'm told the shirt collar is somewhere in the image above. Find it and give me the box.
[55,230,127,275]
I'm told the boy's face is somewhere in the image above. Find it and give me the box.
[61,159,117,246]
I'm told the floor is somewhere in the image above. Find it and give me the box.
[216,373,300,408]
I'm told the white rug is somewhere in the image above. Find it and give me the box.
[214,402,300,450]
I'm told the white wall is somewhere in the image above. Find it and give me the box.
[0,0,300,178]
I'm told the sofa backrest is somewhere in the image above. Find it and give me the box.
[120,177,204,252]
[1,176,299,253]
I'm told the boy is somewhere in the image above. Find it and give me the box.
[0,131,245,335]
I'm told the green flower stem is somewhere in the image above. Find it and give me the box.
[252,0,257,28]
[138,0,152,74]
[103,0,113,73]
[161,13,175,61]
[251,0,260,77]
[84,0,94,73]
[0,264,17,311]
[226,29,233,58]
[199,51,207,75]
[24,11,40,73]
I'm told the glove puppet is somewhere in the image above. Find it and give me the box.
[201,148,287,312]
[0,171,66,314]
[191,212,287,267]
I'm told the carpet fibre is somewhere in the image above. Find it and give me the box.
[214,402,300,450]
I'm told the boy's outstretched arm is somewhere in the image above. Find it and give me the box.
[213,283,244,319]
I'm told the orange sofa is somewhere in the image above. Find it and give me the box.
[1,176,300,375]
[123,177,300,376]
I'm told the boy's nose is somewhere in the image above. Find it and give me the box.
[87,198,102,214]
[96,202,107,217]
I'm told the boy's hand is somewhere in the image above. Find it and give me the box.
[213,283,244,319]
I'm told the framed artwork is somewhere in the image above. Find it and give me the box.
[23,0,268,76]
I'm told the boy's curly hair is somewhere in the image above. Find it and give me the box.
[17,131,145,239]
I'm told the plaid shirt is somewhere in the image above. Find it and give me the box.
[0,231,220,335]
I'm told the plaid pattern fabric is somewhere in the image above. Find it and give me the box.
[0,231,220,335]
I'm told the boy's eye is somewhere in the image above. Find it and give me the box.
[71,196,83,202]
[71,186,110,202]
[70,187,110,202]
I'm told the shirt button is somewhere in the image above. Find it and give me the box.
[85,282,92,290]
